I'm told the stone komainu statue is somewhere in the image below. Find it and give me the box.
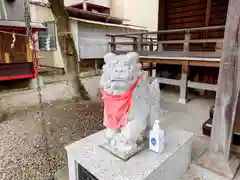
[100,52,161,155]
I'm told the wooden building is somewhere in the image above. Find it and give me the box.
[0,0,45,81]
[107,0,229,104]
[0,20,45,81]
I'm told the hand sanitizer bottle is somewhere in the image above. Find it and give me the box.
[149,120,164,153]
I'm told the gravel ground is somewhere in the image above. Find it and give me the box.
[0,98,104,180]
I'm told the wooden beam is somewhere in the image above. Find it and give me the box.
[158,39,223,44]
[109,42,137,46]
[187,81,217,91]
[205,0,212,27]
[198,0,240,178]
[113,50,222,58]
[157,77,181,86]
[106,26,225,37]
[210,0,240,160]
[139,58,220,68]
[188,61,220,67]
[140,58,184,65]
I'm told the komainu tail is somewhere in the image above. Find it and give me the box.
[148,78,161,128]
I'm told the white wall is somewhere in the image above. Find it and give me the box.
[64,0,110,8]
[30,3,54,22]
[30,4,65,68]
[110,0,159,31]
[29,1,154,68]
[3,0,25,21]
[110,0,124,19]
[124,0,159,31]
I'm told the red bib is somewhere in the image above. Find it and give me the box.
[101,76,142,129]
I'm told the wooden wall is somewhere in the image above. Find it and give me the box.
[166,0,207,30]
[165,0,229,30]
[209,0,229,26]
[0,63,34,78]
[159,0,229,51]
[0,31,30,64]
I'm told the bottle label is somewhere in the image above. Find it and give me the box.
[151,137,157,146]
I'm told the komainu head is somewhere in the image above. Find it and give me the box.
[100,52,142,93]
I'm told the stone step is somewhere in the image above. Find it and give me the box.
[180,163,228,180]
[64,129,194,180]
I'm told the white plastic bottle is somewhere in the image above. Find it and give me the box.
[149,120,164,153]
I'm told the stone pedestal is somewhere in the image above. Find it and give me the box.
[65,129,193,180]
[197,151,240,179]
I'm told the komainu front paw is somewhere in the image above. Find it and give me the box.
[118,135,137,153]
[105,129,119,146]
[105,129,118,139]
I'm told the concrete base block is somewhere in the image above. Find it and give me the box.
[65,129,194,180]
[99,141,146,161]
[28,76,44,89]
[197,151,240,179]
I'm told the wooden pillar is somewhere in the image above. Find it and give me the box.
[178,61,189,104]
[204,0,212,27]
[110,36,116,52]
[183,32,190,52]
[137,35,143,52]
[156,0,166,78]
[148,38,153,77]
[178,32,190,104]
[133,37,138,51]
[215,42,223,54]
[137,35,144,68]
[148,63,153,77]
[204,0,212,45]
[210,0,240,159]
[197,0,240,178]
[157,0,166,31]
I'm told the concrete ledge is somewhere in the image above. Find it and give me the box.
[65,129,194,180]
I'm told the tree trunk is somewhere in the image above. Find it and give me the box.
[48,0,89,100]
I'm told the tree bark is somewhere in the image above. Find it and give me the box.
[48,0,89,100]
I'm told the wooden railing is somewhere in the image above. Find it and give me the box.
[106,25,225,58]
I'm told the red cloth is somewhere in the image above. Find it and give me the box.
[101,76,142,129]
